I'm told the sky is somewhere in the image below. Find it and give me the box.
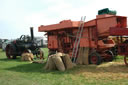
[0,0,128,39]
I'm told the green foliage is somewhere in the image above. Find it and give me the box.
[0,49,128,85]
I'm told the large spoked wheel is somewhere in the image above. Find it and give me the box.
[89,52,102,65]
[5,45,16,59]
[124,56,128,66]
[36,49,44,59]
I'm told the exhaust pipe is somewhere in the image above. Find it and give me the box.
[30,27,34,41]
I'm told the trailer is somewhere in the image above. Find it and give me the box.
[110,28,128,66]
[38,9,127,65]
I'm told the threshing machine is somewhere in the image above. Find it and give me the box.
[38,9,128,65]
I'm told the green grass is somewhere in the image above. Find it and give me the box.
[0,48,128,85]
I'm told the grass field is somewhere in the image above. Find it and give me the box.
[0,48,128,85]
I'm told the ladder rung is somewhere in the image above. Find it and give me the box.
[71,16,86,63]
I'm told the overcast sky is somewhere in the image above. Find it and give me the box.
[0,0,128,39]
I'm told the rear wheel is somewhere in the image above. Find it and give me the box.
[105,50,114,61]
[5,44,17,59]
[124,56,128,66]
[89,52,102,65]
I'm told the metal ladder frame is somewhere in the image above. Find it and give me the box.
[71,16,86,63]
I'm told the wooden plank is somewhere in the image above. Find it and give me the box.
[82,47,89,65]
[76,47,83,64]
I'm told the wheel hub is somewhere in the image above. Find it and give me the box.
[91,56,98,64]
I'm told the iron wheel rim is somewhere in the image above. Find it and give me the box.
[124,56,128,66]
[5,45,11,59]
[91,56,98,64]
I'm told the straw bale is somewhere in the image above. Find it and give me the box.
[52,55,65,71]
[61,54,73,69]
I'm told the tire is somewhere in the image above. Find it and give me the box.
[105,50,114,61]
[12,56,17,59]
[5,44,17,59]
[89,52,102,65]
[111,46,118,59]
[124,56,128,66]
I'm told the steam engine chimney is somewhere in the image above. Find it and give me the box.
[30,27,34,41]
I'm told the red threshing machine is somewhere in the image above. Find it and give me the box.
[38,9,128,65]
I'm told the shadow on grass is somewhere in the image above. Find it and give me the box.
[5,61,128,75]
[5,62,78,74]
[6,63,48,73]
[0,58,21,62]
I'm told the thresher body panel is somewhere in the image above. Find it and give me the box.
[79,28,89,47]
[97,16,127,37]
[97,17,117,37]
[84,20,96,27]
[48,36,58,49]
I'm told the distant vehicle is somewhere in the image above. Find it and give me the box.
[34,37,47,47]
[0,39,2,48]
[2,40,11,51]
[0,39,8,49]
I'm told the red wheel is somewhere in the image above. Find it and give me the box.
[5,45,12,59]
[124,56,128,66]
[5,45,16,59]
[91,56,98,64]
[89,52,102,65]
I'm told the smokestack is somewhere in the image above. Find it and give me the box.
[30,27,34,41]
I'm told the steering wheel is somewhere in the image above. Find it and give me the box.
[20,35,26,41]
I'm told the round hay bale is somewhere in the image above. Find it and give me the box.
[21,53,25,61]
[52,55,65,71]
[48,57,56,70]
[44,58,49,70]
[56,52,63,57]
[21,53,33,61]
[21,53,28,61]
[61,54,74,69]
[29,53,34,60]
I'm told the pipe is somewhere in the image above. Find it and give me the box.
[30,27,34,41]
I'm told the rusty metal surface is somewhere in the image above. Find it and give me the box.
[110,27,128,36]
[39,20,80,32]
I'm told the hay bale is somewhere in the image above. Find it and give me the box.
[56,52,63,57]
[21,53,25,61]
[44,58,49,70]
[44,55,56,70]
[21,53,34,61]
[61,54,74,69]
[32,60,44,64]
[29,53,34,60]
[44,52,74,71]
[52,55,65,71]
[48,56,56,70]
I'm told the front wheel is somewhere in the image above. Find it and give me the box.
[105,50,114,61]
[89,52,102,65]
[124,56,128,66]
